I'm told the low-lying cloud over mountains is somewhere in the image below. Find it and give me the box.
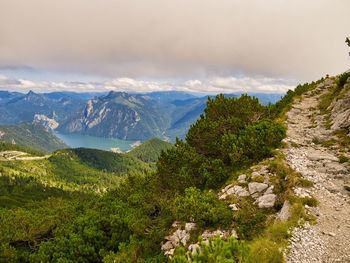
[0,74,293,94]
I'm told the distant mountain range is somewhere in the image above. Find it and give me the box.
[0,90,283,141]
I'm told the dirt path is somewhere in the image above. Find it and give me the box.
[0,151,50,161]
[285,79,350,262]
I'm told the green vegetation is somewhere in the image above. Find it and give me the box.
[172,187,232,227]
[270,80,322,119]
[68,148,150,173]
[318,72,350,123]
[332,129,350,150]
[0,141,44,156]
[0,123,67,153]
[128,138,174,162]
[0,90,315,262]
[338,154,350,164]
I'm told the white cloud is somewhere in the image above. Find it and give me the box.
[0,74,295,94]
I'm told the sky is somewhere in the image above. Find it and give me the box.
[0,0,349,94]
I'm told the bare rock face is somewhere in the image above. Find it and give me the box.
[276,200,291,222]
[162,229,190,257]
[161,222,196,257]
[248,182,268,195]
[33,114,59,130]
[238,174,247,183]
[201,229,238,240]
[185,222,196,232]
[229,204,239,211]
[256,194,276,208]
[188,243,200,255]
[219,185,250,199]
[329,78,350,134]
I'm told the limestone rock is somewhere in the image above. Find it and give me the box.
[276,200,291,222]
[202,230,225,240]
[185,222,196,232]
[294,187,311,198]
[220,185,249,199]
[256,194,276,208]
[238,174,247,183]
[248,182,268,195]
[265,185,274,195]
[188,243,200,255]
[174,229,190,246]
[161,241,174,251]
[329,87,350,133]
[230,229,238,239]
[233,186,250,197]
[229,203,239,211]
[164,248,175,257]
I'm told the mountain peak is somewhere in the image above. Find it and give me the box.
[27,90,36,96]
[105,91,128,99]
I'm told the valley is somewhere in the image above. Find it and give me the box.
[0,90,282,147]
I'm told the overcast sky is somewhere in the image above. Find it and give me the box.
[0,0,349,93]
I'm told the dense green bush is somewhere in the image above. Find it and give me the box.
[171,187,232,227]
[336,71,350,88]
[221,120,285,165]
[270,80,321,117]
[128,138,174,162]
[173,237,249,263]
[186,94,268,159]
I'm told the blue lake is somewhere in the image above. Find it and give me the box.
[55,133,138,152]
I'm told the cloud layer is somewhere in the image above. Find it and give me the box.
[0,0,349,82]
[0,74,293,94]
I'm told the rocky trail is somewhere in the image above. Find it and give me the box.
[0,150,50,161]
[285,79,350,262]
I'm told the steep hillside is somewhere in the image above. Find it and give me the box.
[0,146,151,193]
[67,147,151,173]
[0,123,67,153]
[59,91,170,140]
[128,138,173,162]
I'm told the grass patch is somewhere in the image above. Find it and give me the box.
[290,141,300,148]
[251,175,265,183]
[333,130,350,149]
[301,196,318,207]
[298,178,313,188]
[339,155,350,164]
[311,137,337,148]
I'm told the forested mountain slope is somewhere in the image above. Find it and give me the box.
[0,123,67,153]
[128,138,173,162]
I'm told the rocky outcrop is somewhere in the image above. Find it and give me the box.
[255,193,276,208]
[161,222,239,258]
[248,182,268,195]
[161,224,193,257]
[33,114,59,130]
[329,77,350,134]
[219,185,250,199]
[186,229,238,256]
[276,200,291,222]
